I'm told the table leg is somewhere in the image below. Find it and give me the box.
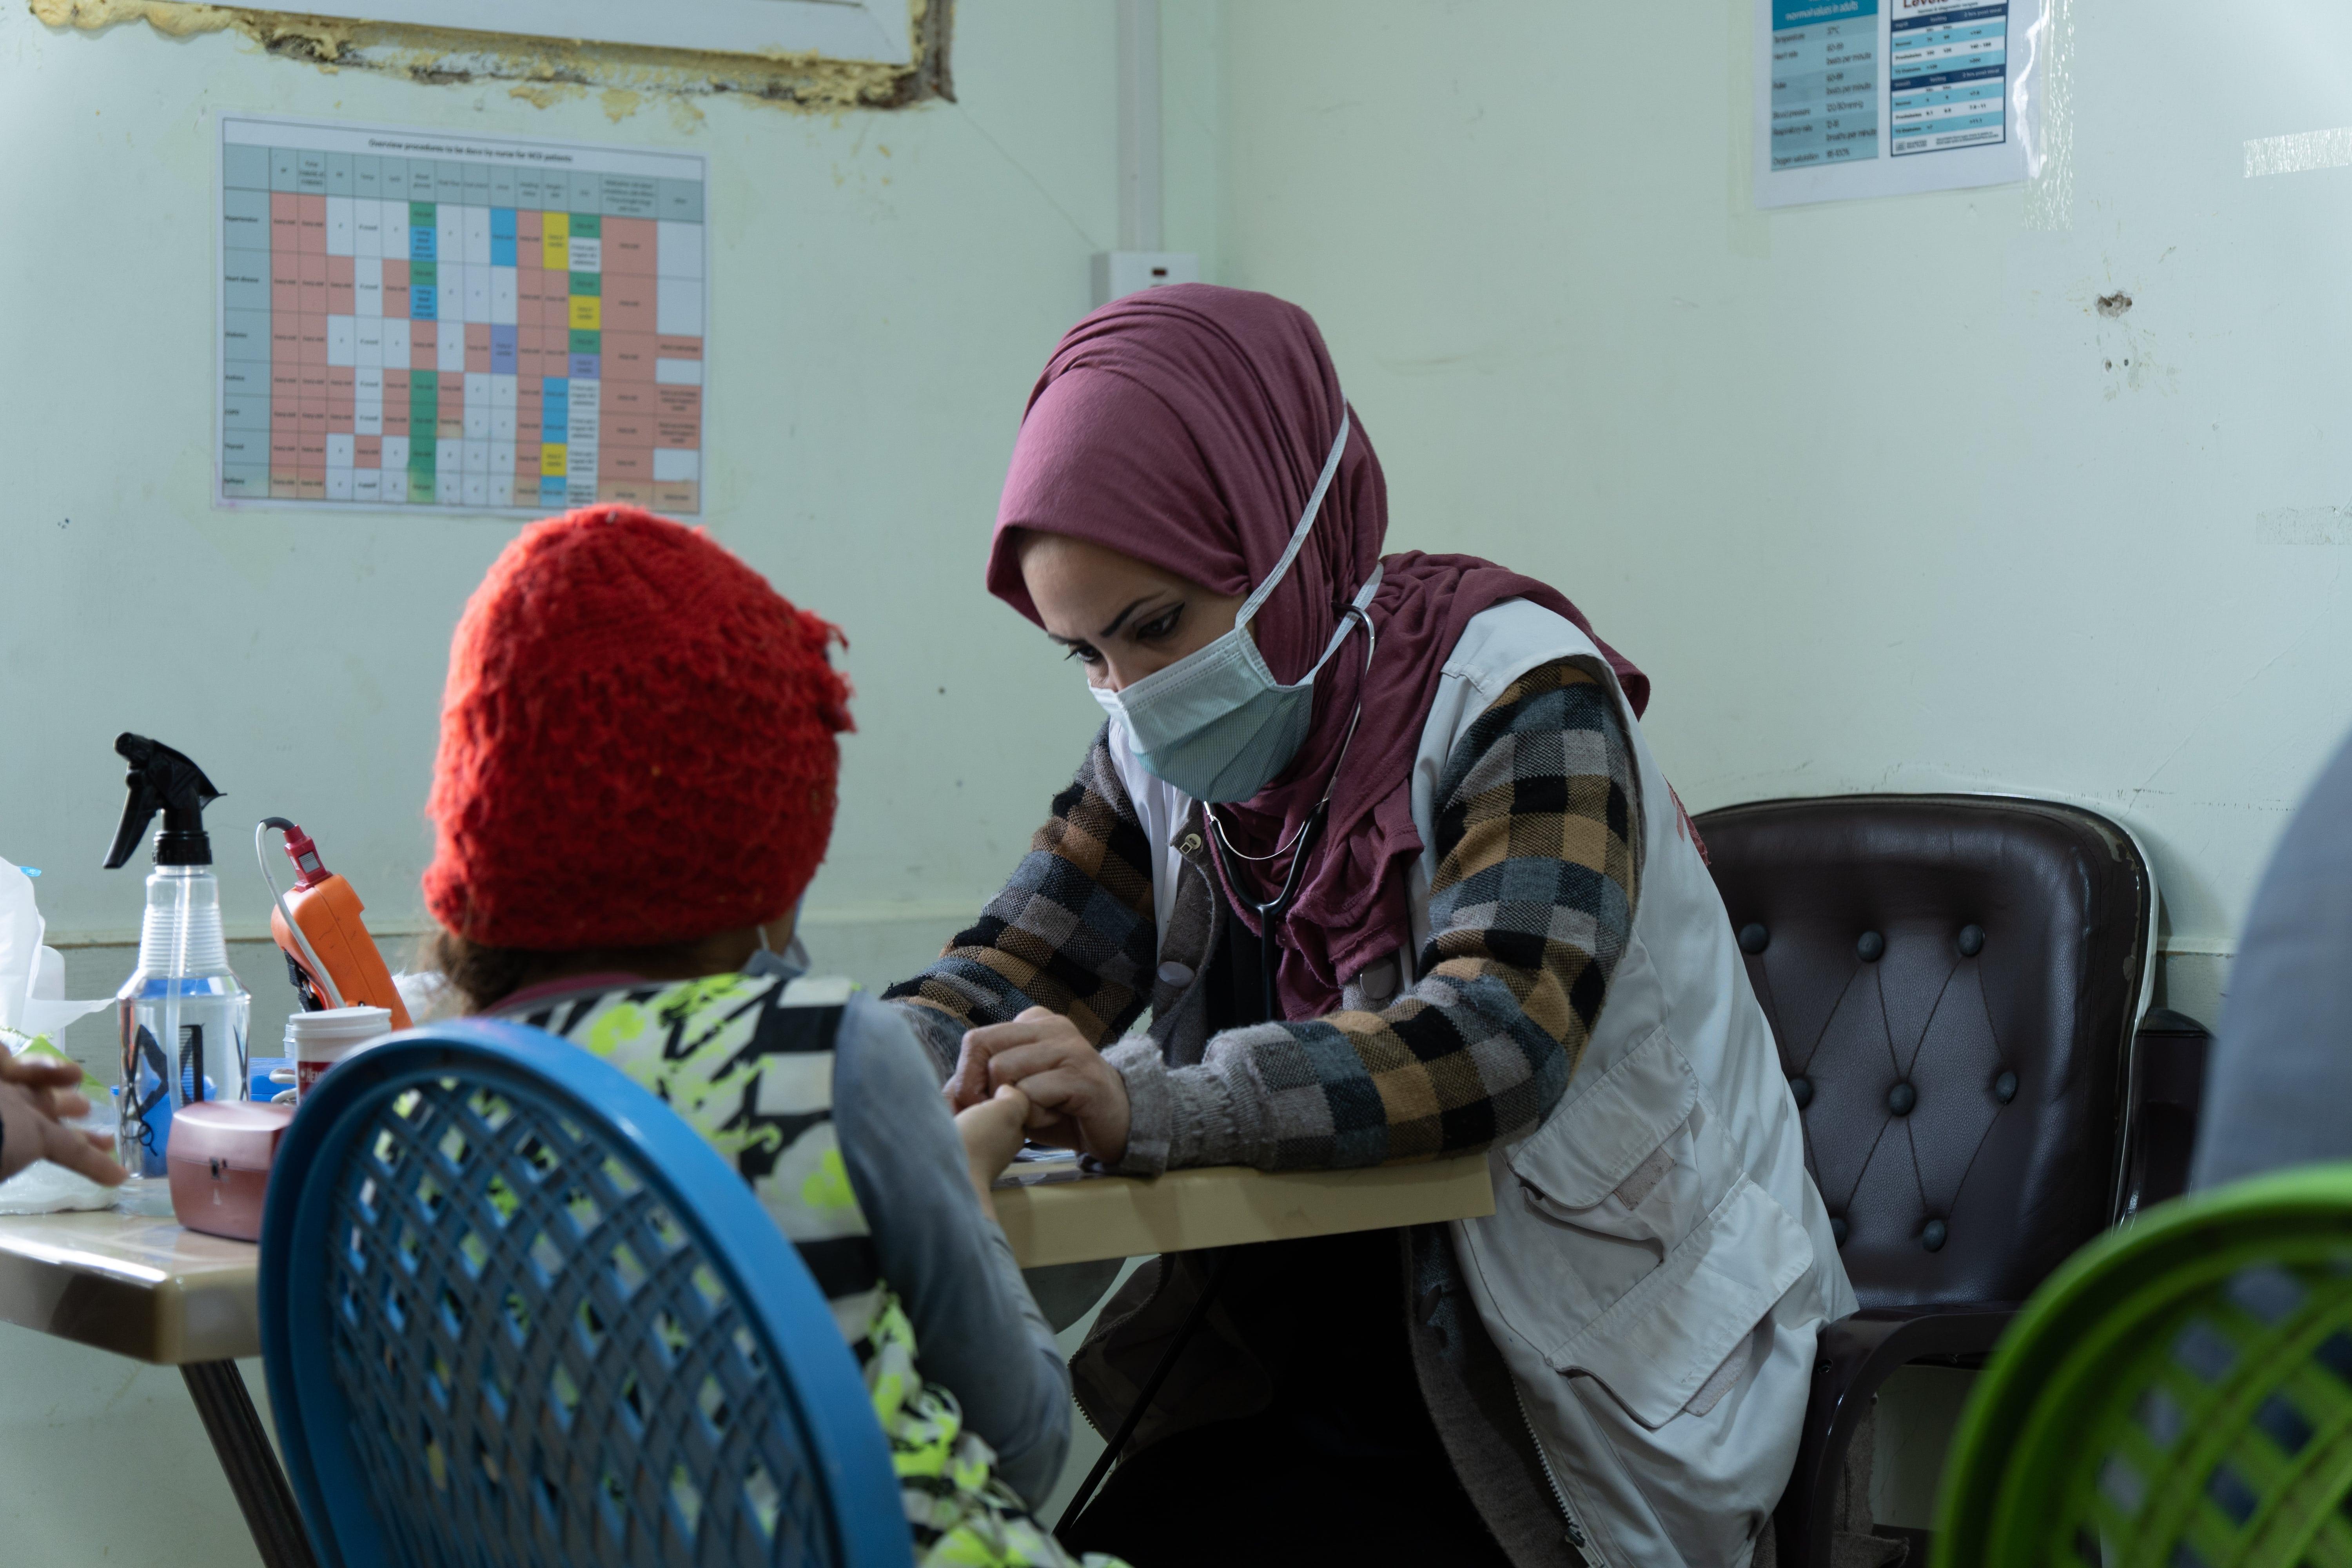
[181,1361,319,1568]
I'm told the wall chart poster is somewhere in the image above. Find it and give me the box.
[217,114,708,514]
[1754,0,2050,208]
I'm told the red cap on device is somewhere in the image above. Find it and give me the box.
[276,821,330,892]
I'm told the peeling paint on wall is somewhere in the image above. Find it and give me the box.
[27,0,954,113]
[2257,506,2352,546]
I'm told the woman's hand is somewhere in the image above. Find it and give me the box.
[947,1006,1132,1166]
[0,1054,124,1186]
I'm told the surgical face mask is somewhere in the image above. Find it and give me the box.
[1093,409,1380,803]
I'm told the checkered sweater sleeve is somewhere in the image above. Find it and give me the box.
[882,738,1160,1078]
[1111,658,1641,1173]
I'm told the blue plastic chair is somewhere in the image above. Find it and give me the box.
[259,1020,915,1568]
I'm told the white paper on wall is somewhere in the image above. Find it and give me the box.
[1754,0,2053,208]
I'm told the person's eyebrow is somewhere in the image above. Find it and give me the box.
[1098,594,1169,640]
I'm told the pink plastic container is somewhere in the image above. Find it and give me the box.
[168,1101,296,1242]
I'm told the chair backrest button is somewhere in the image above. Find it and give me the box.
[1887,1081,1917,1116]
[1994,1070,2018,1103]
[1789,1074,1813,1109]
[1830,1216,1849,1246]
[1739,922,1769,955]
[1921,1218,1948,1251]
[1958,924,1986,957]
[1857,930,1886,962]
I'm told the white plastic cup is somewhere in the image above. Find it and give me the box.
[286,1005,393,1103]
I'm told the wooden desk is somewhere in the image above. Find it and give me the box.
[0,1156,1493,1568]
[0,1206,263,1363]
[0,1154,1498,1363]
[0,1199,309,1566]
[991,1151,1496,1267]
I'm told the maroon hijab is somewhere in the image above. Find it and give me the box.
[991,284,1649,1018]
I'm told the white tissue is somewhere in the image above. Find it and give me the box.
[0,1160,120,1214]
[0,858,111,1044]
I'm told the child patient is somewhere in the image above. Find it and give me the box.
[420,506,1110,1567]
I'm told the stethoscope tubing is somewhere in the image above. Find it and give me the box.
[1207,798,1329,1023]
[1201,603,1376,1023]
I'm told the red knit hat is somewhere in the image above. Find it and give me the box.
[424,506,852,950]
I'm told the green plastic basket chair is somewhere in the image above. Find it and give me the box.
[1934,1163,2352,1568]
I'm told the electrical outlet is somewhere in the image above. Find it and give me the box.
[1091,251,1200,308]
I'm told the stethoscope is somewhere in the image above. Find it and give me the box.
[1200,602,1379,1024]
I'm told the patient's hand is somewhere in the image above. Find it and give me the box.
[954,1083,1032,1221]
[948,1006,1131,1166]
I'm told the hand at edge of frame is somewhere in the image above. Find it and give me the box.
[0,1077,126,1187]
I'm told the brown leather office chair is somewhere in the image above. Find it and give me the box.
[1695,795,2203,1568]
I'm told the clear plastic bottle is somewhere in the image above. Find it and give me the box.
[116,862,249,1179]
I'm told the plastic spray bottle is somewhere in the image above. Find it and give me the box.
[103,733,249,1179]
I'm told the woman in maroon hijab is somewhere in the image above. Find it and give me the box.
[886,286,1850,1568]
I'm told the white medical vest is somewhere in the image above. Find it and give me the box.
[1112,599,1855,1566]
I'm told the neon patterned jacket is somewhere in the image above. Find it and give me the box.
[513,969,1122,1568]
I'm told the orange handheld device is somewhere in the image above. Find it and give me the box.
[257,817,411,1029]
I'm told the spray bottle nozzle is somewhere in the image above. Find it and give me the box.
[104,733,224,870]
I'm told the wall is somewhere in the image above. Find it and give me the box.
[1187,0,2352,1026]
[0,4,1124,1559]
[3,0,1135,1020]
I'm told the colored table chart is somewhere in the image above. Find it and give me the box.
[220,116,708,515]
